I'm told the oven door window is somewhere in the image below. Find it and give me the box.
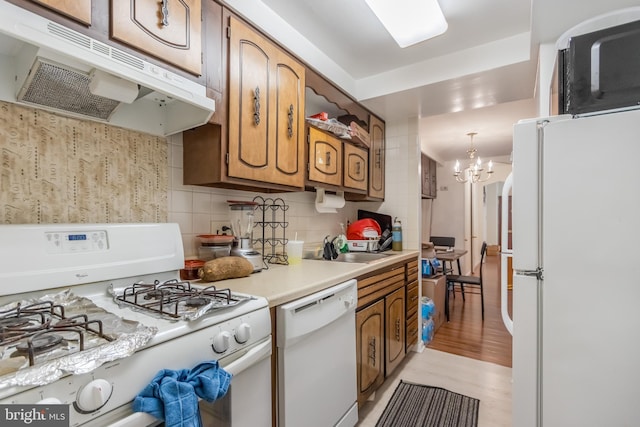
[200,343,272,427]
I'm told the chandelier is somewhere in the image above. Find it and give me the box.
[453,132,494,183]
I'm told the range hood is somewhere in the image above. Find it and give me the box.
[0,1,214,137]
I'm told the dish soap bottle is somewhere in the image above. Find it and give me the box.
[334,223,349,253]
[392,217,403,251]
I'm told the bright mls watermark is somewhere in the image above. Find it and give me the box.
[0,404,68,426]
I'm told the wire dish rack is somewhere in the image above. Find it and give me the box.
[253,196,290,265]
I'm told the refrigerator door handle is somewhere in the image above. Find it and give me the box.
[500,172,513,335]
[514,268,543,280]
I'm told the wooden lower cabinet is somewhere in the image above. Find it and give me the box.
[385,287,406,375]
[355,299,384,407]
[355,261,410,406]
[405,259,420,350]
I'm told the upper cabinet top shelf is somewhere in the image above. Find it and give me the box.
[305,67,371,128]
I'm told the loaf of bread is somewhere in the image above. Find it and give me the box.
[198,256,254,282]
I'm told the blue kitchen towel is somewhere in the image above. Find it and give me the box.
[133,360,232,427]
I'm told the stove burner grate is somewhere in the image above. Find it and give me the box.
[0,302,114,366]
[115,280,251,319]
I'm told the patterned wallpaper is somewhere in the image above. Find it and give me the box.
[0,101,168,224]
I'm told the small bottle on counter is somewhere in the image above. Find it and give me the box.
[392,217,402,251]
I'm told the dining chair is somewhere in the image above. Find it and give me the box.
[445,242,487,320]
[429,236,456,274]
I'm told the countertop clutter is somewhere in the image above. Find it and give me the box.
[194,250,420,307]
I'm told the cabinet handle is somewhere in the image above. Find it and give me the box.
[395,319,401,341]
[253,87,261,126]
[160,0,169,26]
[356,161,361,175]
[326,151,331,167]
[368,336,376,365]
[287,104,294,138]
[375,149,382,168]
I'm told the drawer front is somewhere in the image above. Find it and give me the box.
[406,280,419,317]
[406,311,418,349]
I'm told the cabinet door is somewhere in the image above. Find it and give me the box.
[421,153,431,197]
[228,15,305,189]
[111,0,202,75]
[356,300,384,407]
[343,143,368,191]
[430,157,438,198]
[308,127,342,186]
[421,154,438,199]
[30,0,91,24]
[368,115,385,200]
[272,47,306,187]
[385,287,405,376]
[406,279,419,350]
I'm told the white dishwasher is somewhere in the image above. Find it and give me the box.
[277,279,358,427]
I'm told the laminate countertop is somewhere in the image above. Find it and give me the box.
[194,250,419,307]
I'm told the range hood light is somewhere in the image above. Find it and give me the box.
[89,69,139,104]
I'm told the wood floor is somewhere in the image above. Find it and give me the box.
[428,253,513,367]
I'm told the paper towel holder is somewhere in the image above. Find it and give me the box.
[314,187,345,213]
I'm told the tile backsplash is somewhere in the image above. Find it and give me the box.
[168,132,362,258]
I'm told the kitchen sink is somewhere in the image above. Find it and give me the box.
[333,252,392,263]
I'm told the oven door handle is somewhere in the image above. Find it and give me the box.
[222,336,272,376]
[107,412,160,427]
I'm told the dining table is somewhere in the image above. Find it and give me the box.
[435,248,468,275]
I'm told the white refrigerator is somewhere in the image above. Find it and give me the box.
[508,109,640,426]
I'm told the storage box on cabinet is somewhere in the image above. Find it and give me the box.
[422,275,446,333]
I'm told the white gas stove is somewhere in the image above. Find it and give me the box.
[0,223,272,427]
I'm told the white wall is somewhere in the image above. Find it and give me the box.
[430,161,511,274]
[484,181,504,246]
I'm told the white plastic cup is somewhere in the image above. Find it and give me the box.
[287,240,304,265]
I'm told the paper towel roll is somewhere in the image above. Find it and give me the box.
[315,188,345,213]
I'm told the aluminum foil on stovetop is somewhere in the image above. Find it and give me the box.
[109,281,253,321]
[0,289,157,388]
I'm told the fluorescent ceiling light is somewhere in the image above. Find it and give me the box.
[365,0,448,48]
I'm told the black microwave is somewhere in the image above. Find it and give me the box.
[558,19,640,115]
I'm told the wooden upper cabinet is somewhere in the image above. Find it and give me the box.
[30,0,92,25]
[110,0,202,75]
[368,115,385,200]
[421,153,437,199]
[308,127,342,187]
[343,143,368,192]
[227,15,305,189]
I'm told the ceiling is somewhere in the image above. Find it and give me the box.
[231,0,639,163]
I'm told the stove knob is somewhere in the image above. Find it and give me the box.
[212,331,232,353]
[75,379,113,413]
[235,323,251,343]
